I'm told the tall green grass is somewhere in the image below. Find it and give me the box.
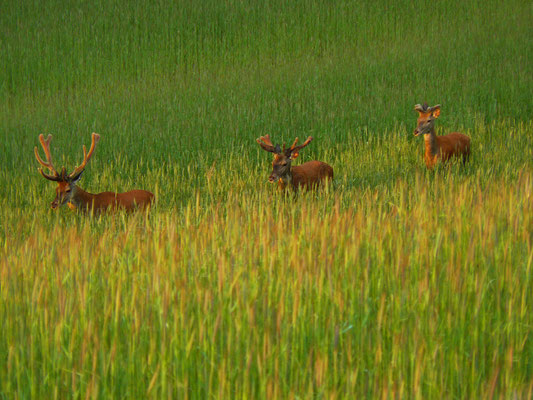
[1,0,532,398]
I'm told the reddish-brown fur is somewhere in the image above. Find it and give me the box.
[257,135,333,191]
[61,185,154,213]
[35,133,154,213]
[414,104,471,169]
[277,160,334,190]
[423,131,471,169]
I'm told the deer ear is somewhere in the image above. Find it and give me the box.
[432,108,441,118]
[291,152,299,159]
[70,171,83,183]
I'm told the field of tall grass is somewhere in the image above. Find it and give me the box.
[1,0,532,398]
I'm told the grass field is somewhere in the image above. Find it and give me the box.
[1,0,532,398]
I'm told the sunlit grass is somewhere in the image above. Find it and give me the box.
[1,166,532,398]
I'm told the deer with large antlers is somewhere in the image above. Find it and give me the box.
[413,103,471,169]
[35,133,154,213]
[256,135,333,191]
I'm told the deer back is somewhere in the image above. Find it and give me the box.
[291,161,333,189]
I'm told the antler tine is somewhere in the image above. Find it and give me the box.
[414,104,425,112]
[256,134,278,153]
[34,134,61,180]
[288,137,299,151]
[38,167,61,181]
[34,134,56,170]
[288,136,313,154]
[261,135,274,147]
[69,133,101,179]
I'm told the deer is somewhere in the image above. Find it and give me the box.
[413,103,471,169]
[256,135,333,191]
[34,133,154,213]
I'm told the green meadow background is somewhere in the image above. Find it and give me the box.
[1,0,532,398]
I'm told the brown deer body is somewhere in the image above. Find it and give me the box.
[413,103,471,169]
[257,135,333,190]
[62,186,155,213]
[35,133,154,213]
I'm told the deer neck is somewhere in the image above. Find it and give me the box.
[69,186,96,210]
[424,129,439,157]
[277,168,293,190]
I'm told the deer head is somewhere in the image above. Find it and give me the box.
[256,135,313,184]
[34,133,100,209]
[413,103,441,136]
